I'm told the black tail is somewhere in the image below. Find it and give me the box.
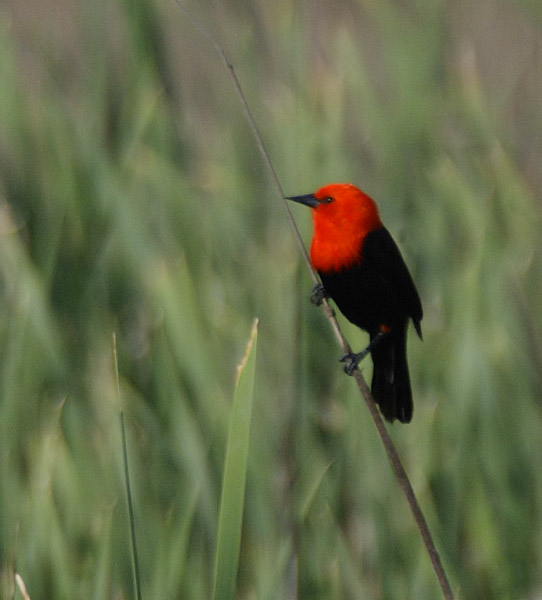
[370,326,413,423]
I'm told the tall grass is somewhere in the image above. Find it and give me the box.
[1,1,542,599]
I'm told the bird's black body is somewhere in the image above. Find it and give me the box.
[318,227,423,423]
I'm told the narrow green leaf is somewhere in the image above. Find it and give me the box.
[213,319,258,600]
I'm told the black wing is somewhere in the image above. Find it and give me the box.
[362,227,423,336]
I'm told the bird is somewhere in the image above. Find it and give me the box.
[287,183,423,423]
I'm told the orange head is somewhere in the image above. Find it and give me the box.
[287,183,383,273]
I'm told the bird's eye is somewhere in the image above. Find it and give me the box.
[324,196,333,203]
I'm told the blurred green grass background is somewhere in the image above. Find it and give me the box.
[1,0,542,598]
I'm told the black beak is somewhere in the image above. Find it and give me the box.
[285,193,319,208]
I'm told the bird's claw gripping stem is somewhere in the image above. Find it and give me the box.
[339,330,388,375]
[310,282,328,306]
[340,349,370,375]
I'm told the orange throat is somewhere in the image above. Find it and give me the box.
[309,192,382,273]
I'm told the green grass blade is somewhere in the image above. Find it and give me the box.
[113,333,143,600]
[213,319,258,600]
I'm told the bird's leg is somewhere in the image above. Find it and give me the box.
[340,330,388,375]
[310,282,328,306]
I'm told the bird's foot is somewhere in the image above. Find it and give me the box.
[310,282,328,306]
[339,331,388,375]
[340,349,370,375]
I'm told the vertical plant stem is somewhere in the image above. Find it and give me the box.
[113,333,143,600]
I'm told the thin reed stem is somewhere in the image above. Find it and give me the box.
[175,4,454,598]
[112,333,143,600]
